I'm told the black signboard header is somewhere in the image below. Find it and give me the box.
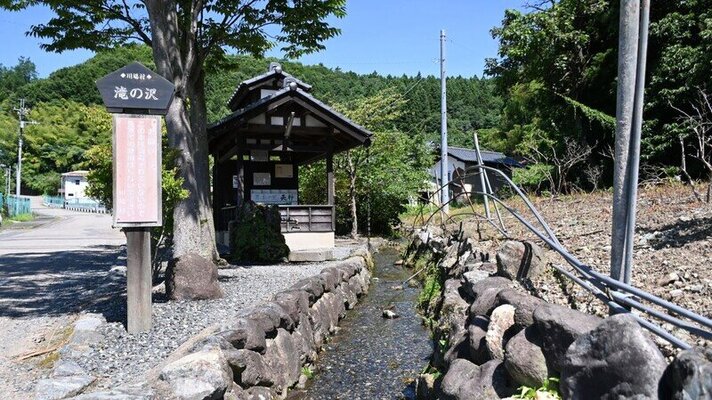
[96,62,175,115]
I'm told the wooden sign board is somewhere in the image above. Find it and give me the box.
[112,114,162,227]
[97,62,175,114]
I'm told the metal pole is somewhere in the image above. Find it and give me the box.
[473,133,491,219]
[622,0,650,284]
[611,0,640,282]
[440,29,449,213]
[15,123,23,216]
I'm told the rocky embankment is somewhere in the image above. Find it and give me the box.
[34,249,373,400]
[406,228,711,400]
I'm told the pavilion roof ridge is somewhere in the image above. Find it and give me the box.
[226,63,312,111]
[208,86,372,147]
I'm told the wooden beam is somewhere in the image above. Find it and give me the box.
[283,111,295,151]
[236,146,244,207]
[326,151,335,206]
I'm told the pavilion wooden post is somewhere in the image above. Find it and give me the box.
[125,228,152,333]
[235,142,245,207]
[326,152,335,206]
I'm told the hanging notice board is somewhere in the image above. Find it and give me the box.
[112,114,162,227]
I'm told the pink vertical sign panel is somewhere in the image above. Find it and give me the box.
[113,115,162,226]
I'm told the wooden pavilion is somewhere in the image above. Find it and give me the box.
[208,63,372,256]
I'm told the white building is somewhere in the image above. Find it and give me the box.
[59,170,90,200]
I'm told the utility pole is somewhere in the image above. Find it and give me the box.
[13,99,36,215]
[611,0,650,285]
[440,29,449,213]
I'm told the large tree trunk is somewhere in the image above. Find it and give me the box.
[146,0,219,262]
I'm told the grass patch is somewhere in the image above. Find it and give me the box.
[37,350,60,369]
[513,377,562,399]
[301,365,314,379]
[418,272,442,311]
[9,213,34,222]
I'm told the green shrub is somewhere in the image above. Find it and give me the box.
[230,203,289,263]
[513,163,553,193]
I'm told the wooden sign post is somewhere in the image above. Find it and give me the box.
[96,63,175,333]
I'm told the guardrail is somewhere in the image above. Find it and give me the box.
[6,195,32,217]
[41,195,108,214]
[43,195,65,208]
[412,163,712,350]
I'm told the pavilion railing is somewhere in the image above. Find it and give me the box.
[279,205,334,233]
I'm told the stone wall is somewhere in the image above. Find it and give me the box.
[153,253,373,400]
[406,228,710,400]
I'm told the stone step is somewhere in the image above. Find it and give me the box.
[288,248,334,262]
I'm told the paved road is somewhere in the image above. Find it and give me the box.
[0,197,126,396]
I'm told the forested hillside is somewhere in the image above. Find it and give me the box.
[0,44,500,195]
[1,0,710,199]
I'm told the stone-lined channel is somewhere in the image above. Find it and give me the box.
[288,247,433,400]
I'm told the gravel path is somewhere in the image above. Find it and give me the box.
[0,198,125,397]
[0,197,364,396]
[73,261,331,391]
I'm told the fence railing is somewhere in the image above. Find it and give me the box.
[5,195,32,217]
[64,198,107,213]
[412,163,712,350]
[41,195,108,213]
[43,195,65,208]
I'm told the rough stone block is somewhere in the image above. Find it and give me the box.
[159,349,233,400]
[466,316,490,365]
[289,277,324,305]
[485,304,517,360]
[462,276,511,307]
[35,375,96,400]
[272,290,310,327]
[223,349,275,387]
[215,318,266,353]
[495,289,544,328]
[439,358,513,400]
[532,302,602,372]
[659,346,712,399]
[496,240,546,281]
[504,326,548,388]
[262,328,301,393]
[240,302,294,334]
[561,314,666,399]
[166,253,224,301]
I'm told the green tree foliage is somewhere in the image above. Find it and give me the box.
[205,56,503,146]
[487,0,712,192]
[0,57,37,102]
[300,89,432,236]
[2,0,348,261]
[0,96,111,194]
[0,49,499,209]
[485,1,618,193]
[21,45,153,105]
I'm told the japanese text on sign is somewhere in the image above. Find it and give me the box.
[113,115,161,226]
[114,87,159,101]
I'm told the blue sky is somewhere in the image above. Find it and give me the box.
[0,1,525,78]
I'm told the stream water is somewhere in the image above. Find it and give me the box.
[288,248,433,400]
